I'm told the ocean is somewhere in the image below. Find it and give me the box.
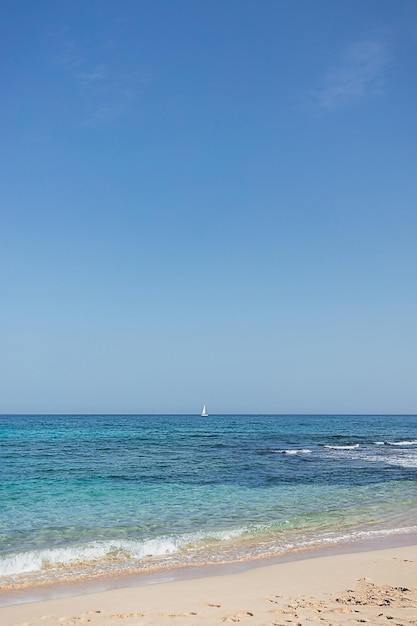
[1,414,417,594]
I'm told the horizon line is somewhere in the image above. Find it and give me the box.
[1,412,416,417]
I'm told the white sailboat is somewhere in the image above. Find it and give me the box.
[201,404,208,417]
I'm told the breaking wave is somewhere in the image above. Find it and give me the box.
[324,444,360,450]
[275,449,312,455]
[0,528,245,578]
[386,441,417,446]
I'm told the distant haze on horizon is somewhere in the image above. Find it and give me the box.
[1,0,416,415]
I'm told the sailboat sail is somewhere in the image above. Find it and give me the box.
[201,405,208,416]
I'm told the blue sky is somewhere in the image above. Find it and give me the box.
[1,0,416,414]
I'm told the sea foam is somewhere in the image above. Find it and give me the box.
[277,449,312,455]
[324,444,359,450]
[0,528,247,578]
[386,440,417,446]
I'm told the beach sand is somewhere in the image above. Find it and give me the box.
[1,544,417,626]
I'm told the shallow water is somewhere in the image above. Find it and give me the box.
[1,414,416,588]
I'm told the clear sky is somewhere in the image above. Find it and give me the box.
[1,0,416,414]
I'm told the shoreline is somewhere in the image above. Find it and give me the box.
[2,531,417,607]
[1,541,417,626]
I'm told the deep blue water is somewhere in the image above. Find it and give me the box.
[1,414,417,587]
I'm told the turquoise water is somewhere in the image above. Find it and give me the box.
[1,414,417,588]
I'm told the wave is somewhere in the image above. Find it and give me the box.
[275,449,312,455]
[2,522,417,584]
[385,456,417,469]
[386,441,417,446]
[282,525,417,551]
[359,451,417,469]
[324,444,359,450]
[0,528,246,578]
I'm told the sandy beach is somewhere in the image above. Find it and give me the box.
[2,544,417,626]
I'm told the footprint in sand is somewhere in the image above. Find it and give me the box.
[271,608,297,617]
[164,612,198,618]
[111,613,145,619]
[221,611,254,622]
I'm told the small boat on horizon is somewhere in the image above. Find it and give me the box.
[201,405,208,417]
